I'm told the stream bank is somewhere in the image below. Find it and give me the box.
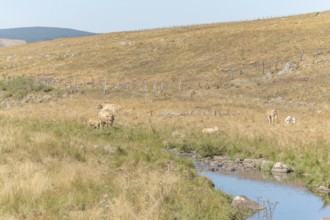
[179,152,330,219]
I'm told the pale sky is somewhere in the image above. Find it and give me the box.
[1,0,330,33]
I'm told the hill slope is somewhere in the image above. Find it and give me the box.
[0,11,329,218]
[0,27,97,43]
[0,38,26,47]
[0,11,330,102]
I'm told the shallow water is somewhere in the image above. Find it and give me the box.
[201,171,330,220]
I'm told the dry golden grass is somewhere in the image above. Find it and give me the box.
[0,10,329,218]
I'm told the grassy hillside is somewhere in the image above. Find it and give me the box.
[0,11,329,218]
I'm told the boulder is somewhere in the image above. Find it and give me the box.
[276,61,297,76]
[231,195,265,212]
[271,162,292,173]
[318,186,330,194]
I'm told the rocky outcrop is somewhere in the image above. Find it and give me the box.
[231,195,265,212]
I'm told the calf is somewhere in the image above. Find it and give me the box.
[266,109,277,124]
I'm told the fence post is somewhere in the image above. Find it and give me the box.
[76,82,79,93]
[160,80,164,93]
[92,76,95,88]
[179,80,182,93]
[104,77,108,95]
[153,81,157,91]
[300,50,304,61]
[131,80,136,91]
[275,60,278,71]
[69,77,73,94]
[143,80,147,92]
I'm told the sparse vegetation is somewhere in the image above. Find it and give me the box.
[0,10,329,219]
[0,76,53,99]
[0,117,242,219]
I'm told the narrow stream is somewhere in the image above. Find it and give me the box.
[200,170,330,220]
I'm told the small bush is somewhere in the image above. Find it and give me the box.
[198,143,225,157]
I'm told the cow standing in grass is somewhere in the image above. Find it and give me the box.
[98,110,115,128]
[267,109,277,124]
[97,103,124,113]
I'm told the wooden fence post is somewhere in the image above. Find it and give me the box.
[104,77,108,95]
[143,80,147,92]
[69,77,73,94]
[160,80,164,93]
[300,50,304,61]
[179,80,182,93]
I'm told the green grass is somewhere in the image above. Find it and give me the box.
[0,118,242,219]
[0,76,53,99]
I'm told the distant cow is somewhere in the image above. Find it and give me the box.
[97,103,124,113]
[98,110,115,128]
[284,116,296,124]
[202,127,219,134]
[267,109,277,124]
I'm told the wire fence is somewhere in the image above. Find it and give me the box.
[1,46,330,96]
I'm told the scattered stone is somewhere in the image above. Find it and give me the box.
[264,72,273,79]
[202,156,269,173]
[103,145,113,153]
[231,195,265,212]
[318,186,330,194]
[277,61,297,76]
[235,158,244,163]
[271,162,292,173]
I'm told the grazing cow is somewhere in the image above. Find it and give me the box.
[285,116,296,124]
[98,110,115,128]
[88,118,101,129]
[97,103,124,113]
[267,109,277,124]
[202,127,219,134]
